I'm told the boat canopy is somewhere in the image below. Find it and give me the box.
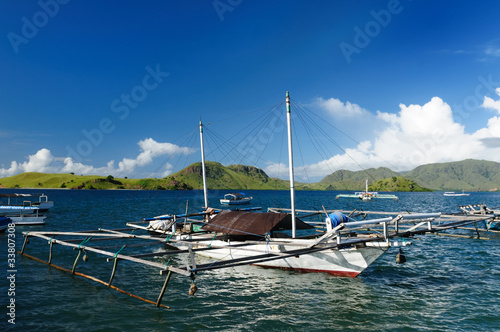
[224,193,247,198]
[202,210,313,236]
[0,193,46,197]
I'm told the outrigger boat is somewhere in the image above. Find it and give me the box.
[18,92,497,308]
[125,92,465,276]
[0,205,47,225]
[0,193,54,212]
[458,204,500,232]
[443,191,470,197]
[336,179,399,201]
[220,192,253,205]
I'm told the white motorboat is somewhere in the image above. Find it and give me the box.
[220,193,253,205]
[443,191,470,197]
[0,205,46,225]
[0,193,54,212]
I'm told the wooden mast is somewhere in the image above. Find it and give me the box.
[286,91,296,238]
[199,120,208,209]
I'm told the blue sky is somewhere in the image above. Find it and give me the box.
[1,0,500,181]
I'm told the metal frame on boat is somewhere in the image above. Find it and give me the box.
[0,193,54,212]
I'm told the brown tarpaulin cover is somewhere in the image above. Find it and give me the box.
[202,210,313,235]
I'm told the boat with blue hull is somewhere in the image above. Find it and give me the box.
[0,205,47,225]
[0,193,54,212]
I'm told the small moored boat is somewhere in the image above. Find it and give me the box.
[220,193,253,205]
[0,193,54,212]
[444,191,470,197]
[0,205,47,225]
[336,179,399,201]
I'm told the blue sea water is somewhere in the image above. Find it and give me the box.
[1,188,499,331]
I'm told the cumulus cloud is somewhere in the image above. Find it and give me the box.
[314,97,369,118]
[0,148,57,176]
[481,88,500,114]
[265,93,500,180]
[476,89,500,147]
[115,138,193,174]
[0,138,194,178]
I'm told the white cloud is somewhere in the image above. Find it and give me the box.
[314,97,369,118]
[0,138,194,178]
[0,148,57,177]
[481,88,500,114]
[265,94,500,180]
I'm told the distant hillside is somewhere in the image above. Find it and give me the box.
[164,161,289,190]
[0,172,191,190]
[1,159,499,191]
[406,159,500,191]
[319,167,400,191]
[0,163,288,191]
[369,176,432,192]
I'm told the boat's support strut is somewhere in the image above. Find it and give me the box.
[156,271,172,307]
[108,258,119,286]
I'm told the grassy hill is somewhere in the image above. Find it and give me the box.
[406,159,500,191]
[319,167,401,191]
[0,162,289,190]
[164,161,289,190]
[369,176,432,192]
[1,159,499,191]
[0,172,191,190]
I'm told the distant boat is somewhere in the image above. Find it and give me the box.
[336,179,399,201]
[0,193,54,212]
[220,192,253,205]
[443,191,470,197]
[0,205,47,225]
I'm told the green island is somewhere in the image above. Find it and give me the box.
[1,159,499,192]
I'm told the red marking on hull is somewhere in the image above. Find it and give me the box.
[251,264,360,277]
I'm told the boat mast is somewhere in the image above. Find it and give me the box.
[286,91,296,238]
[199,120,208,208]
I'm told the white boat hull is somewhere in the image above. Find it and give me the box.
[174,234,388,277]
[8,215,46,225]
[220,199,252,205]
[33,201,54,212]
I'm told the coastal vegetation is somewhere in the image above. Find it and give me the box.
[0,159,499,191]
